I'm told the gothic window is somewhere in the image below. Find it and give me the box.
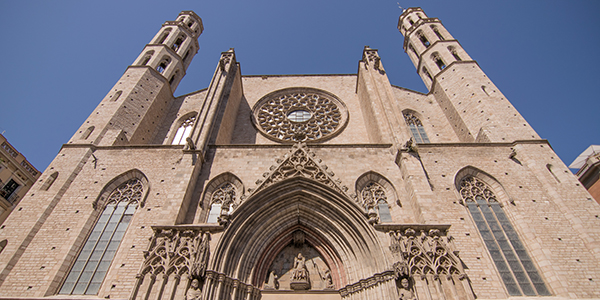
[422,67,433,82]
[432,53,446,70]
[361,182,392,223]
[171,115,196,145]
[59,178,142,295]
[459,176,550,296]
[172,34,186,52]
[408,18,414,25]
[0,239,6,254]
[403,111,430,143]
[169,70,179,86]
[183,48,191,62]
[156,28,171,44]
[408,44,418,57]
[448,46,461,61]
[417,31,430,47]
[187,21,194,28]
[81,126,94,140]
[207,182,236,223]
[110,90,122,102]
[431,25,444,40]
[156,57,170,73]
[41,172,58,191]
[140,50,154,66]
[546,164,561,183]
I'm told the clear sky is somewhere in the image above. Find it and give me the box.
[0,0,598,172]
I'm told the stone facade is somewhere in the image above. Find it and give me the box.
[0,7,599,300]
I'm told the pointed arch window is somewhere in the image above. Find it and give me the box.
[459,176,550,296]
[360,182,392,223]
[156,28,171,44]
[448,46,462,61]
[172,34,186,52]
[207,182,236,223]
[432,53,446,70]
[403,111,430,143]
[140,50,154,66]
[422,67,433,82]
[59,178,142,295]
[156,57,170,74]
[171,115,196,145]
[417,31,430,47]
[41,172,59,191]
[431,25,445,40]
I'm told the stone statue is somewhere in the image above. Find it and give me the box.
[265,270,279,290]
[185,279,202,300]
[292,253,308,280]
[322,269,334,289]
[290,253,310,290]
[397,278,416,300]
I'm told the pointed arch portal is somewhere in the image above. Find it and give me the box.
[204,177,396,299]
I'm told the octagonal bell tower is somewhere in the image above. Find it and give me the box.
[69,12,203,146]
[399,7,540,143]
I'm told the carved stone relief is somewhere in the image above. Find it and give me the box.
[388,226,475,300]
[131,227,210,300]
[250,143,350,197]
[265,241,334,291]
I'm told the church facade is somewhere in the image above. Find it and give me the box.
[0,7,599,300]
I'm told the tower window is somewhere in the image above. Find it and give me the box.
[187,21,194,28]
[172,35,186,52]
[433,54,446,70]
[403,111,430,143]
[156,57,170,73]
[59,179,142,295]
[172,115,196,145]
[408,44,418,57]
[418,31,430,47]
[139,50,154,66]
[408,18,414,25]
[183,49,191,62]
[459,176,550,296]
[431,25,445,40]
[156,28,171,44]
[448,46,462,61]
[422,67,433,82]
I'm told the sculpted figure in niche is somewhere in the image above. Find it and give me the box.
[290,253,310,290]
[322,269,334,289]
[265,271,279,290]
[185,279,202,300]
[397,277,416,300]
[292,253,308,280]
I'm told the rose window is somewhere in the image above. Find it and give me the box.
[252,88,348,143]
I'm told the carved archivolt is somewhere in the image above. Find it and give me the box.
[250,143,349,197]
[251,88,348,143]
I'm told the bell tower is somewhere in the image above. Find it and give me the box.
[68,11,203,146]
[399,8,539,143]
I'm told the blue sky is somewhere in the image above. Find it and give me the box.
[0,0,598,171]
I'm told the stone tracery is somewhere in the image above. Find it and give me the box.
[252,88,348,143]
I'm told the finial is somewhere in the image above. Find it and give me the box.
[397,2,406,12]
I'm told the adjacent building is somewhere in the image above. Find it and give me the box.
[0,134,40,226]
[0,8,599,300]
[570,145,600,203]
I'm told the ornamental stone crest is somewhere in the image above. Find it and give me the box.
[251,88,348,143]
[249,143,349,197]
[389,227,465,278]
